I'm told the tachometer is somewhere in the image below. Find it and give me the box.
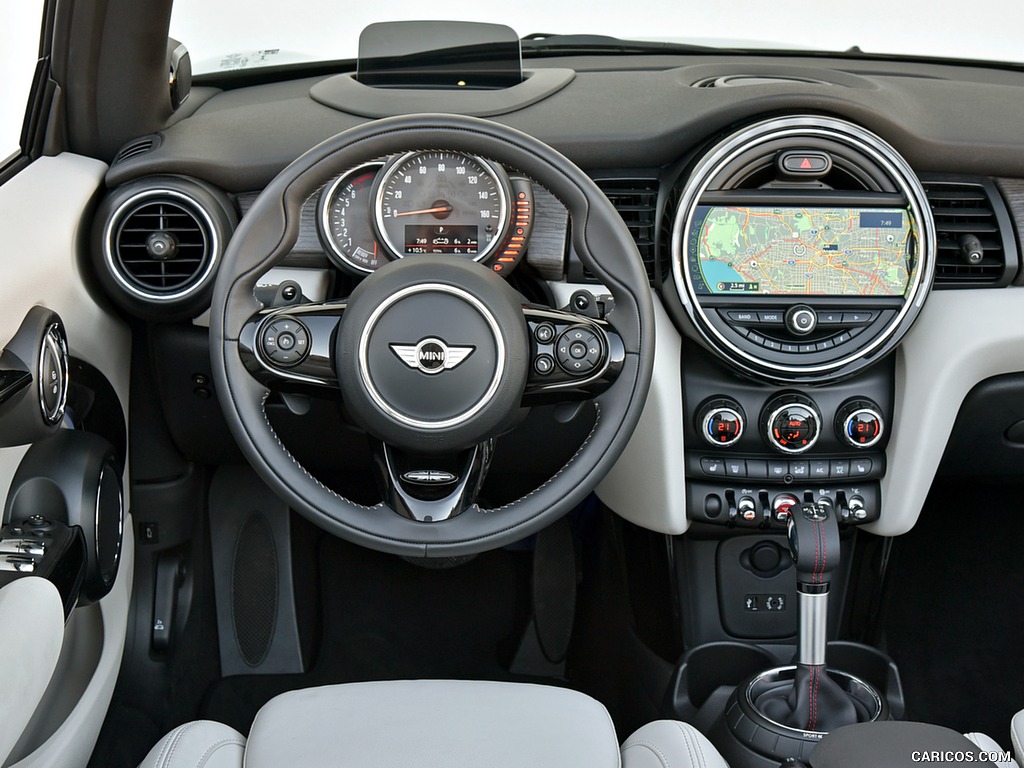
[373,151,510,263]
[318,162,387,273]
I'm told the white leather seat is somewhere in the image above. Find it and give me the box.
[965,730,1018,768]
[138,721,245,768]
[137,680,1024,768]
[621,720,729,768]
[1013,710,1024,767]
[0,578,66,766]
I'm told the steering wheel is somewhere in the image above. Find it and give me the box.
[210,114,654,557]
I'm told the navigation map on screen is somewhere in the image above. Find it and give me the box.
[688,206,914,296]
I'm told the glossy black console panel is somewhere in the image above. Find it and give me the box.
[682,339,893,529]
[675,530,853,647]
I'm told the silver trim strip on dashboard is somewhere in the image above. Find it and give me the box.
[669,115,937,378]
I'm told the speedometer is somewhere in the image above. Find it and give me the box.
[373,151,510,263]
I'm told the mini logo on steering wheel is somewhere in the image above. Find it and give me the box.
[390,338,475,375]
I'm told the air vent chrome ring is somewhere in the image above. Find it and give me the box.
[94,176,237,318]
[102,187,221,303]
[670,115,936,382]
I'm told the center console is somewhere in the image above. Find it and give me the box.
[657,115,939,767]
[684,347,890,534]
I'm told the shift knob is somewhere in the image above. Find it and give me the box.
[787,501,841,588]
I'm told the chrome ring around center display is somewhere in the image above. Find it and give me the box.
[668,116,936,380]
[356,283,506,430]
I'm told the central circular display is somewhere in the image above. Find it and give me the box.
[669,115,936,383]
[358,283,505,430]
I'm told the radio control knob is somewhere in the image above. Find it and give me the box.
[697,399,745,447]
[836,399,884,448]
[763,394,821,454]
[785,304,817,336]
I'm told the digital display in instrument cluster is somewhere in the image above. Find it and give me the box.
[688,206,916,297]
[403,224,479,255]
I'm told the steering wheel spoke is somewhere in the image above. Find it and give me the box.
[374,440,493,523]
[238,301,347,391]
[522,305,626,403]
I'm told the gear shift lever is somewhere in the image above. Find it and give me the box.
[716,500,886,765]
[753,501,859,732]
[788,501,840,669]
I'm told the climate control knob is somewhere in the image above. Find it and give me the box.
[697,399,745,447]
[763,394,821,454]
[836,399,884,448]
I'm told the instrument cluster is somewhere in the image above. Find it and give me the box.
[317,150,534,277]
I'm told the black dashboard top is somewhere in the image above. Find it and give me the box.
[106,54,1024,192]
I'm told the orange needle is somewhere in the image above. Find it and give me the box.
[392,205,453,217]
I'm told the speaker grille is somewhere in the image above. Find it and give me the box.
[231,513,278,666]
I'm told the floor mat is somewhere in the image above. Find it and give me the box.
[201,536,533,734]
[883,482,1024,749]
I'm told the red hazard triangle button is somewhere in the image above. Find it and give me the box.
[779,151,832,176]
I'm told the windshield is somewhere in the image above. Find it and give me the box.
[170,0,1022,74]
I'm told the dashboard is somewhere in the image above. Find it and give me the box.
[87,51,1024,541]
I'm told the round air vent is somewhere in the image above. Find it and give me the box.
[110,191,213,297]
[94,177,237,318]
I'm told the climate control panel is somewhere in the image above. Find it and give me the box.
[697,399,745,447]
[683,342,893,529]
[835,399,885,448]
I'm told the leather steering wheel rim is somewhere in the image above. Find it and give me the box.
[210,114,654,557]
